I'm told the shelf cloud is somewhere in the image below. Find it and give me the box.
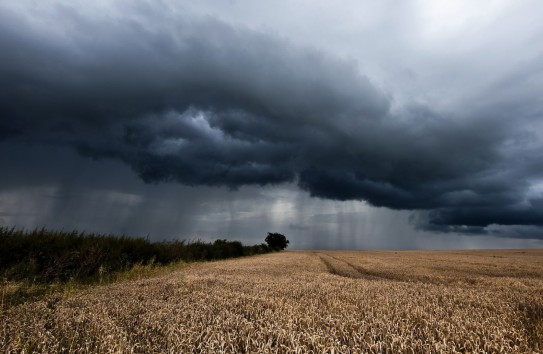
[1,0,543,238]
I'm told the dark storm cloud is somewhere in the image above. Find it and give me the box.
[426,202,543,229]
[1,2,543,236]
[0,4,388,186]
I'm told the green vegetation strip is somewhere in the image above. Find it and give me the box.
[0,227,274,307]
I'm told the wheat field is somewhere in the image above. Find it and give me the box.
[1,250,542,353]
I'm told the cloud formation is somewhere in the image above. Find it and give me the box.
[1,1,543,236]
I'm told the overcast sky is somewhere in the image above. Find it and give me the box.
[1,0,543,249]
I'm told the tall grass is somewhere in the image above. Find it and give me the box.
[0,226,272,284]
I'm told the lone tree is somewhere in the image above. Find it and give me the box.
[265,232,289,250]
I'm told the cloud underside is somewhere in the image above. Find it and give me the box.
[1,5,542,236]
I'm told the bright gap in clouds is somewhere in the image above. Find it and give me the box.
[418,0,508,38]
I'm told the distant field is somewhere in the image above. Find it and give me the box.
[2,250,542,353]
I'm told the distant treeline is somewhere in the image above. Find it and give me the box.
[0,227,273,283]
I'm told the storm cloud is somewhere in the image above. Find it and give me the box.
[1,0,543,237]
